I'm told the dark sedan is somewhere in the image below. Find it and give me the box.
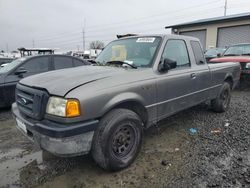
[0,54,90,107]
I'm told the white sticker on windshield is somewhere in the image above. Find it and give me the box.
[136,37,155,43]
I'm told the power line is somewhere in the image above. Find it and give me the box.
[30,0,222,40]
[34,6,224,45]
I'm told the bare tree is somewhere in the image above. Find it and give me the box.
[89,41,104,49]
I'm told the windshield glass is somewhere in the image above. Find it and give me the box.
[224,44,250,56]
[0,57,26,74]
[205,48,225,56]
[95,37,162,67]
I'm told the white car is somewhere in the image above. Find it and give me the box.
[0,63,9,68]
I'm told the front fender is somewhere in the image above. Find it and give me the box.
[100,92,146,116]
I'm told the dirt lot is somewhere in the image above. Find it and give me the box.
[0,87,249,188]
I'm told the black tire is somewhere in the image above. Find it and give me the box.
[211,82,231,112]
[91,108,143,171]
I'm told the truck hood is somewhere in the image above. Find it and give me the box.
[210,56,250,63]
[19,66,137,96]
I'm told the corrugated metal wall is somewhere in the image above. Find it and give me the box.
[180,30,206,50]
[217,25,250,48]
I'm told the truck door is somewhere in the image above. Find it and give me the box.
[190,41,211,102]
[156,39,198,120]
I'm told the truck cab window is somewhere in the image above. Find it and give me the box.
[162,40,190,68]
[191,41,206,65]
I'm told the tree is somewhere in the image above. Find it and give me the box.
[89,41,104,49]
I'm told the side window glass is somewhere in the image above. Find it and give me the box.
[22,57,49,73]
[162,40,190,68]
[54,57,73,70]
[73,59,85,67]
[191,41,206,65]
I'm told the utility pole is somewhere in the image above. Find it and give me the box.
[32,39,35,48]
[82,18,86,52]
[224,0,228,16]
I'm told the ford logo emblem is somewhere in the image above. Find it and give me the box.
[20,98,27,105]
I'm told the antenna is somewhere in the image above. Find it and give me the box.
[32,39,35,48]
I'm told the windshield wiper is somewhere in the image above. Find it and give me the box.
[106,61,137,69]
[242,53,250,56]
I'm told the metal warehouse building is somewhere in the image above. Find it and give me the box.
[165,12,250,50]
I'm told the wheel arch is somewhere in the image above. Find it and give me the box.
[100,93,149,126]
[224,74,233,89]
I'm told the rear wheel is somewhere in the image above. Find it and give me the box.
[91,108,143,171]
[211,82,231,112]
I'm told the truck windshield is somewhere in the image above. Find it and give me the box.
[0,57,26,74]
[223,44,250,56]
[95,37,162,67]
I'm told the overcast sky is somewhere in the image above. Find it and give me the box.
[1,0,250,52]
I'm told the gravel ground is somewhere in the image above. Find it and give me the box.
[0,87,249,188]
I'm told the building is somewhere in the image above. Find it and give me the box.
[165,12,250,50]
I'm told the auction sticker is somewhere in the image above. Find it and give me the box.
[136,37,155,43]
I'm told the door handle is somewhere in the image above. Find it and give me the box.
[190,73,196,79]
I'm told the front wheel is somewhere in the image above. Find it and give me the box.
[91,108,143,171]
[211,82,231,112]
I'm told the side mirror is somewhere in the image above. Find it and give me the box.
[158,58,177,72]
[15,67,27,75]
[217,53,222,57]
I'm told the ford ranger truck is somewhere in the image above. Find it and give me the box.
[12,35,241,171]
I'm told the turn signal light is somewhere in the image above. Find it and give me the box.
[66,99,81,117]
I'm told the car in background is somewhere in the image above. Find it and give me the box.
[210,43,250,83]
[0,54,90,107]
[204,48,225,62]
[0,63,10,68]
[0,57,14,66]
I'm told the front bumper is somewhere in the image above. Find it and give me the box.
[12,103,99,157]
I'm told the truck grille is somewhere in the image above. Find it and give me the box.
[16,84,49,120]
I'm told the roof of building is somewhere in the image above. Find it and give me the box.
[165,12,250,29]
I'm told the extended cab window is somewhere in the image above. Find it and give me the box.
[54,57,73,70]
[22,57,49,73]
[162,40,190,68]
[191,41,206,65]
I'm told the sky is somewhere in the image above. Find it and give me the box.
[1,0,250,52]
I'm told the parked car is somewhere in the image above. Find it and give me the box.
[0,63,10,68]
[0,57,14,66]
[12,35,240,171]
[210,43,250,82]
[0,54,89,107]
[204,48,225,62]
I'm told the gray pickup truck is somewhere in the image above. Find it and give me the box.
[12,35,240,171]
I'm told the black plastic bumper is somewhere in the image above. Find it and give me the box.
[12,103,99,156]
[12,103,99,138]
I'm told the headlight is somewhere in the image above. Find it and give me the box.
[46,97,81,117]
[246,63,250,69]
